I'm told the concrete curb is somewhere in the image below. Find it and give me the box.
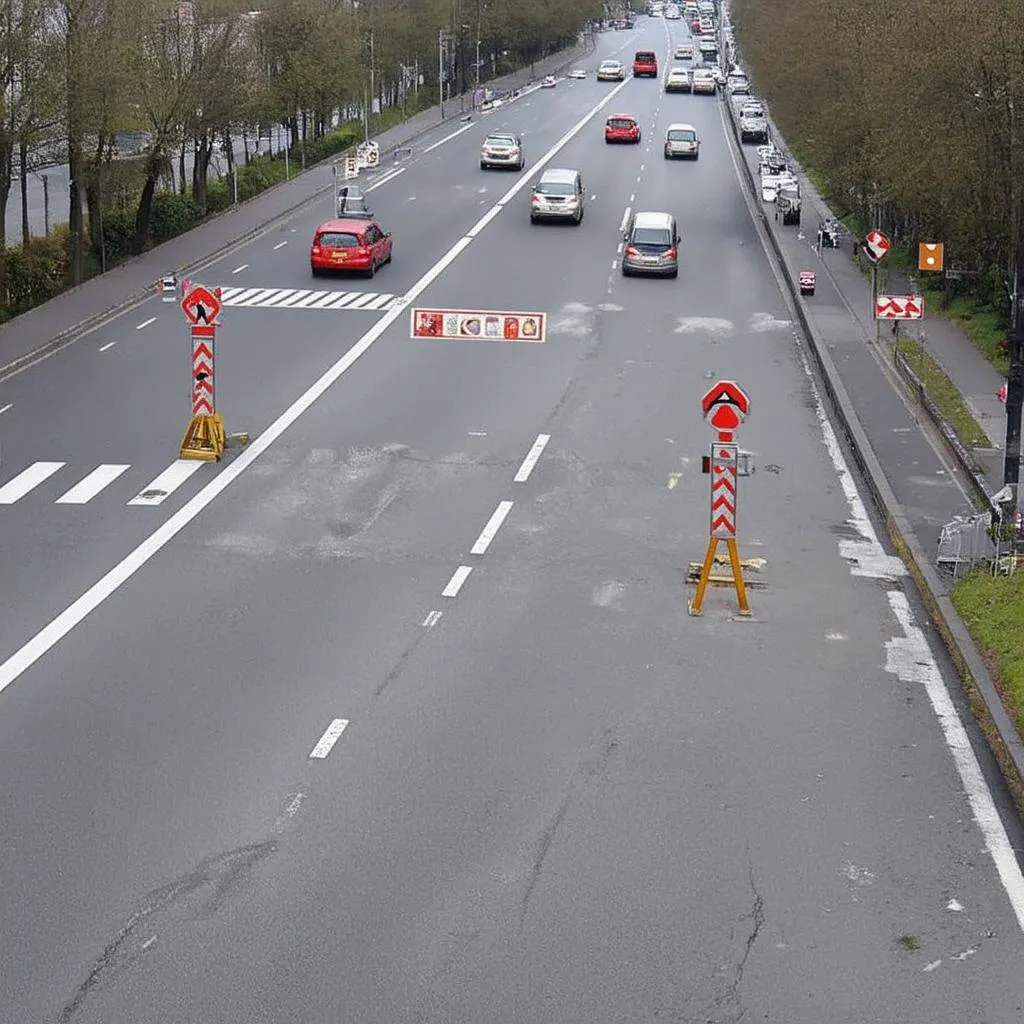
[0,38,594,380]
[722,92,1024,812]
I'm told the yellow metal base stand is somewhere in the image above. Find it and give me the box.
[688,536,751,617]
[180,413,226,461]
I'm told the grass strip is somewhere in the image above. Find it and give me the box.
[952,569,1024,739]
[894,337,992,448]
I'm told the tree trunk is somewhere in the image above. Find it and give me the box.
[224,126,234,176]
[179,141,186,194]
[19,141,29,246]
[133,165,159,253]
[65,13,85,285]
[192,135,212,214]
[86,135,105,257]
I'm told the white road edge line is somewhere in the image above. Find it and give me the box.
[273,240,288,250]
[470,500,514,555]
[309,718,349,759]
[442,565,473,598]
[423,122,475,153]
[98,342,116,352]
[514,433,551,483]
[367,167,407,191]
[618,206,631,233]
[135,317,156,330]
[720,95,1024,936]
[0,76,630,697]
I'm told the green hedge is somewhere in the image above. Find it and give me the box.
[0,114,395,324]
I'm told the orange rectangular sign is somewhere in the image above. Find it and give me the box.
[918,242,944,272]
[411,307,546,343]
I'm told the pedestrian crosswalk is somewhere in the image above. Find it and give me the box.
[215,285,398,311]
[0,460,208,509]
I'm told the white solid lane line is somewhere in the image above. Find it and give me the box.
[55,464,130,504]
[126,460,204,506]
[0,77,630,696]
[618,206,631,233]
[0,462,65,504]
[273,240,288,250]
[470,500,514,555]
[136,317,156,330]
[367,167,406,190]
[442,565,473,598]
[309,718,349,759]
[514,434,551,483]
[423,123,476,153]
[99,342,116,352]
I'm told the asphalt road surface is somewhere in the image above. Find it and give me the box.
[3,16,1024,1023]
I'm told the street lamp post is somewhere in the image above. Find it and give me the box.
[1003,95,1024,530]
[438,29,446,118]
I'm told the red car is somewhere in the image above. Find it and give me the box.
[632,50,658,77]
[310,217,392,278]
[605,114,641,144]
[691,16,701,30]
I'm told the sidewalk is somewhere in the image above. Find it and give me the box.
[821,244,1008,488]
[0,36,593,378]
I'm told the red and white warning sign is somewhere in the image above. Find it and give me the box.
[864,229,891,263]
[874,294,924,320]
[181,283,222,326]
[709,443,738,538]
[411,307,545,343]
[191,326,215,416]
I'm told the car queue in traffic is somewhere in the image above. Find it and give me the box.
[309,0,750,284]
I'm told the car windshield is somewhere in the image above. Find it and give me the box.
[319,231,360,247]
[486,136,515,146]
[536,181,574,196]
[631,227,672,246]
[668,129,696,141]
[608,118,635,128]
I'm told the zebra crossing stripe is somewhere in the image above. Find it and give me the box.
[214,286,396,310]
[128,461,205,506]
[273,290,315,307]
[345,293,379,309]
[0,462,65,504]
[56,464,131,504]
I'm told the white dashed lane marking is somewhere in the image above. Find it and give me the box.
[514,434,551,483]
[442,565,473,597]
[309,718,349,759]
[470,500,514,555]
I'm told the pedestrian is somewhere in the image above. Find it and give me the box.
[999,382,1008,403]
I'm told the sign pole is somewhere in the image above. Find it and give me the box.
[179,283,226,460]
[689,382,752,618]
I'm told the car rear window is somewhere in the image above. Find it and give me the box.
[486,135,515,146]
[536,181,574,196]
[319,231,360,247]
[608,118,636,128]
[635,51,656,62]
[631,227,672,247]
[668,129,696,141]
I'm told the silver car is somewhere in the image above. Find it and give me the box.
[664,123,699,159]
[480,132,524,170]
[529,168,586,224]
[622,211,679,278]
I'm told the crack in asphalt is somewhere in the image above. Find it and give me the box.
[57,841,276,1023]
[518,792,572,933]
[714,863,765,1024]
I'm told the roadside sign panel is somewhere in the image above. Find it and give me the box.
[411,307,546,342]
[701,379,750,419]
[875,294,925,320]
[709,443,738,538]
[864,229,891,263]
[918,242,944,272]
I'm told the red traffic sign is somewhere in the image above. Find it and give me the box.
[181,283,222,326]
[701,379,750,421]
[875,294,924,320]
[864,229,891,264]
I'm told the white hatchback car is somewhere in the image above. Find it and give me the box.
[597,59,626,81]
[664,123,700,159]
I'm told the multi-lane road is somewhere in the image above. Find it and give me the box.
[3,15,1024,1023]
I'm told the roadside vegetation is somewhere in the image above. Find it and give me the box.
[730,0,1022,377]
[729,0,1024,735]
[0,0,602,322]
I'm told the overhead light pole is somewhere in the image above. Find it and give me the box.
[1003,94,1023,533]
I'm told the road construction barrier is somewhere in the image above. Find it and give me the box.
[179,283,227,461]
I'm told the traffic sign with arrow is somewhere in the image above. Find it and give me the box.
[701,379,750,418]
[864,229,891,264]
